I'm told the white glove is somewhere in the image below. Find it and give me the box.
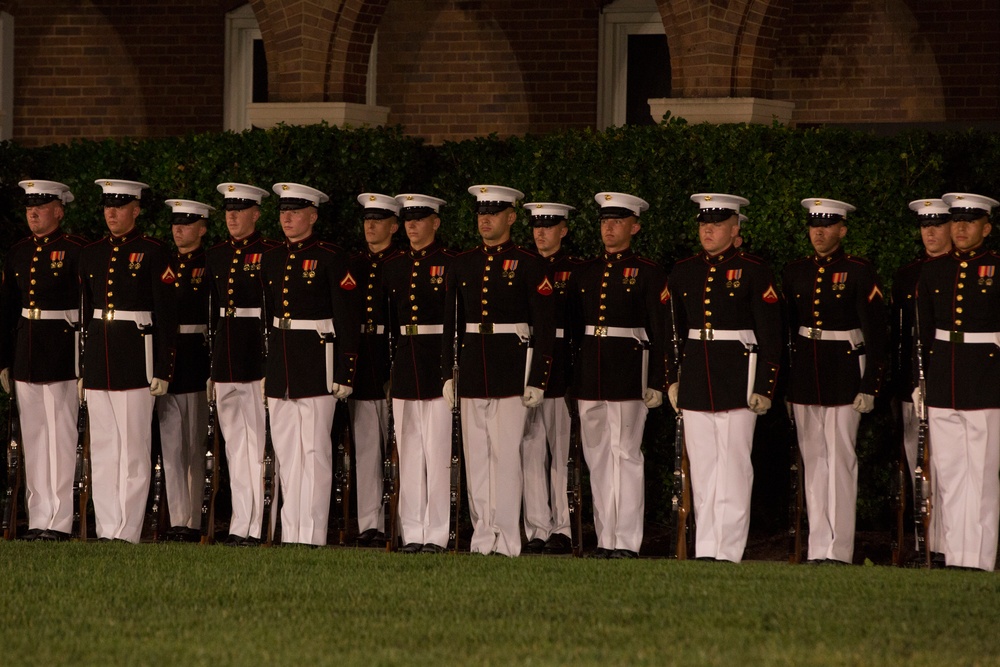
[911,386,922,411]
[522,386,544,408]
[150,378,169,396]
[78,378,85,402]
[667,383,679,411]
[0,368,10,395]
[332,383,353,400]
[748,393,772,415]
[443,378,456,409]
[206,379,215,404]
[852,392,875,414]
[644,387,663,409]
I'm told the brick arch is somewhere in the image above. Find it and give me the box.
[324,0,390,103]
[654,0,789,97]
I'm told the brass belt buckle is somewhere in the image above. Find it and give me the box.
[699,328,714,341]
[363,323,376,334]
[478,323,494,334]
[950,331,964,343]
[104,309,115,322]
[405,324,419,336]
[594,325,608,337]
[226,307,236,317]
[278,317,292,330]
[805,327,821,340]
[26,308,41,320]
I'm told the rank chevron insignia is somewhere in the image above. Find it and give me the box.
[340,272,357,290]
[762,285,778,304]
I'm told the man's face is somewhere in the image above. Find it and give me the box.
[808,221,846,257]
[226,206,260,240]
[951,216,991,252]
[25,200,63,237]
[698,216,739,256]
[601,215,639,254]
[104,200,140,237]
[920,221,952,257]
[363,216,399,251]
[280,206,317,243]
[405,214,440,250]
[532,221,567,257]
[477,208,515,246]
[172,220,207,254]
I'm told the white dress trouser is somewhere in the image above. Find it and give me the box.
[927,406,1000,571]
[16,380,78,534]
[792,403,860,563]
[216,381,266,539]
[579,399,647,553]
[683,407,756,563]
[901,400,941,552]
[461,396,526,556]
[521,396,571,541]
[394,397,451,547]
[87,388,154,543]
[349,398,387,534]
[156,391,207,529]
[271,395,336,546]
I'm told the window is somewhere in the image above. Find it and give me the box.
[224,4,379,132]
[0,12,13,140]
[597,0,670,129]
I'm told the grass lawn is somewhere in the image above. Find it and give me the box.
[1,542,999,666]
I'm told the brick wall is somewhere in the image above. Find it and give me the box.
[12,0,225,146]
[770,0,998,125]
[376,0,600,144]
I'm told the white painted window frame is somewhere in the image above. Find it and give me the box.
[597,0,666,129]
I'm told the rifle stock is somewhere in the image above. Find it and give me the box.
[261,404,276,546]
[787,407,805,564]
[565,393,584,558]
[200,291,220,544]
[2,391,22,540]
[73,295,91,541]
[913,300,931,568]
[334,403,353,546]
[150,452,164,542]
[668,296,692,560]
[382,296,400,552]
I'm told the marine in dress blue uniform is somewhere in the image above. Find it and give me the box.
[915,192,1000,570]
[567,192,667,559]
[157,199,212,542]
[261,182,359,546]
[520,201,579,555]
[382,193,453,553]
[442,185,555,557]
[349,193,404,546]
[890,198,951,559]
[79,179,178,543]
[666,194,782,562]
[207,182,279,545]
[0,181,85,541]
[782,197,887,564]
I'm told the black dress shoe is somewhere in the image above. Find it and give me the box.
[37,530,71,542]
[543,533,572,555]
[610,549,638,559]
[400,542,422,554]
[931,552,946,569]
[693,556,717,562]
[421,543,447,554]
[223,534,245,546]
[21,528,44,542]
[239,536,262,547]
[355,528,380,546]
[522,538,546,554]
[588,547,613,559]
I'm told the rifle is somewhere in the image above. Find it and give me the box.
[334,401,353,546]
[200,291,220,544]
[382,294,400,552]
[260,295,276,546]
[2,389,22,540]
[913,303,931,568]
[448,291,463,554]
[668,296,691,559]
[890,305,906,566]
[787,330,805,564]
[150,451,164,542]
[73,293,91,541]
[565,348,584,558]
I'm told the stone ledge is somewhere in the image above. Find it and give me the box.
[248,102,390,129]
[648,97,795,125]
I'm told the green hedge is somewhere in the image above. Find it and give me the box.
[3,119,999,534]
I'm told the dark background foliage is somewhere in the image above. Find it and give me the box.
[2,119,998,537]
